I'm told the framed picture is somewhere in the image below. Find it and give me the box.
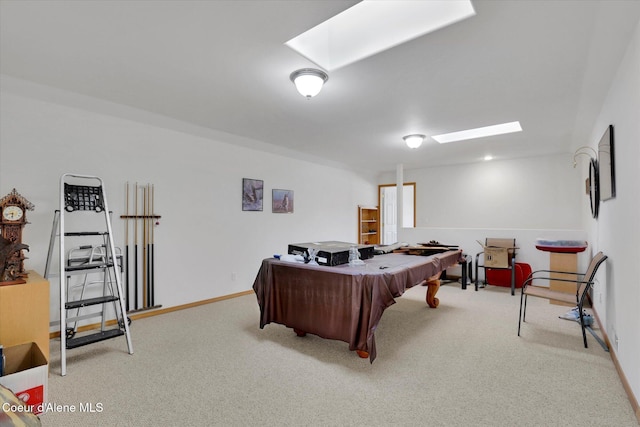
[589,158,599,219]
[242,178,263,211]
[272,189,293,213]
[598,124,615,201]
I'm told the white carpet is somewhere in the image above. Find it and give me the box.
[41,283,637,426]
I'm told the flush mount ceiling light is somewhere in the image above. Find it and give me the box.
[289,68,328,99]
[432,121,523,144]
[286,0,475,71]
[403,134,425,149]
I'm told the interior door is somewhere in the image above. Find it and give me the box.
[381,186,397,244]
[379,183,416,245]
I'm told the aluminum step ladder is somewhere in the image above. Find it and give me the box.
[44,173,133,376]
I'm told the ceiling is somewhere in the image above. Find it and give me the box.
[1,1,639,174]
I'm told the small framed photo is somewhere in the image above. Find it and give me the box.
[272,189,293,213]
[242,178,263,211]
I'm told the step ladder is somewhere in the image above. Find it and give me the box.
[44,173,133,376]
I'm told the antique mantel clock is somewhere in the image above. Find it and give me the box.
[0,188,35,283]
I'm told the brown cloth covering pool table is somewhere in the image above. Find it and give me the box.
[252,250,463,362]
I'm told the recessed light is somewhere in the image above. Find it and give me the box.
[433,121,523,144]
[285,0,475,71]
[484,155,493,161]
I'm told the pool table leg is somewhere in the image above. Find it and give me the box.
[356,350,369,358]
[426,274,441,308]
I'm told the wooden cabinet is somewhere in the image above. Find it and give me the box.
[0,271,50,361]
[358,205,379,245]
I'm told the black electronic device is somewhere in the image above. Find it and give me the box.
[288,241,374,266]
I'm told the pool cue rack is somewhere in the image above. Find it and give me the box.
[121,182,162,313]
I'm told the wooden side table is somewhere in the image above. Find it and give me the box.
[535,240,588,307]
[549,252,578,306]
[0,271,50,361]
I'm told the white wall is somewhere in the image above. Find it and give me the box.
[379,155,587,274]
[383,154,583,229]
[588,19,640,405]
[0,79,378,325]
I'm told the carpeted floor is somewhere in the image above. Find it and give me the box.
[40,282,637,426]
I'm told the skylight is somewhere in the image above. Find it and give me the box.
[432,121,523,144]
[285,0,476,71]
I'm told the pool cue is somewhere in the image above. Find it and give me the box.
[145,184,151,307]
[150,184,155,306]
[146,184,151,307]
[134,182,139,310]
[125,182,130,311]
[145,184,150,307]
[142,185,147,308]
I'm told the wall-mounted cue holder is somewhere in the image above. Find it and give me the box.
[120,182,162,313]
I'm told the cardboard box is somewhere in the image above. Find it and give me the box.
[477,240,517,269]
[288,241,374,266]
[484,247,511,268]
[0,342,47,415]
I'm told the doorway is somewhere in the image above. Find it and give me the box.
[378,183,415,245]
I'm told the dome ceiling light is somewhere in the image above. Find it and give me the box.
[289,68,329,99]
[403,134,425,149]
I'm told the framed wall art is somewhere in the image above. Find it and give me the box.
[272,189,293,213]
[598,124,615,201]
[242,178,263,211]
[589,158,599,219]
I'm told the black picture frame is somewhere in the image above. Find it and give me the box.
[242,178,263,211]
[598,124,615,201]
[589,158,599,219]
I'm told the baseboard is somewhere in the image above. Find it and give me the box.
[49,289,255,339]
[607,337,640,424]
[592,307,640,424]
